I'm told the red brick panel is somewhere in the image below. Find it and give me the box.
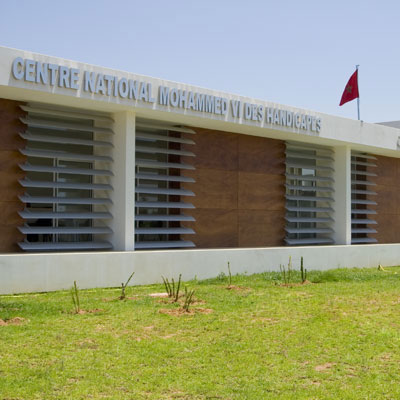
[182,128,285,248]
[374,155,400,243]
[0,99,27,252]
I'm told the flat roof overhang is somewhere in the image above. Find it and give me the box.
[0,45,400,158]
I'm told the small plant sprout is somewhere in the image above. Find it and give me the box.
[71,281,80,314]
[300,257,307,283]
[279,257,295,285]
[119,271,135,300]
[227,261,232,287]
[174,275,182,302]
[279,264,287,285]
[162,276,172,297]
[183,286,195,312]
[162,274,182,302]
[288,256,293,283]
[280,262,291,285]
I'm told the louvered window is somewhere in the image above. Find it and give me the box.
[18,104,113,251]
[285,142,335,245]
[135,121,196,249]
[351,152,377,244]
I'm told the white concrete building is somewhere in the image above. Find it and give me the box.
[0,46,399,294]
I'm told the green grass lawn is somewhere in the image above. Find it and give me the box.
[1,266,400,399]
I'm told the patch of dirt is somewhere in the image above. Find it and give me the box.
[379,353,392,362]
[161,333,177,339]
[0,317,26,326]
[77,338,98,349]
[143,325,154,330]
[191,299,206,305]
[75,309,104,314]
[149,292,169,298]
[10,316,26,324]
[315,362,336,372]
[226,285,241,290]
[67,377,82,383]
[159,308,197,316]
[159,307,213,316]
[195,307,213,314]
[157,297,205,306]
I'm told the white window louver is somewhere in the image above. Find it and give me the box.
[351,151,377,244]
[135,121,196,249]
[18,104,114,251]
[285,142,335,245]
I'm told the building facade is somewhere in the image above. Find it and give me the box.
[1,46,400,293]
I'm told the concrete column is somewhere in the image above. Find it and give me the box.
[110,111,136,250]
[332,146,351,245]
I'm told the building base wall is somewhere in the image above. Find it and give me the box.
[0,244,399,294]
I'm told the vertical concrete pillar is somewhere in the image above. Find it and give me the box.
[332,146,351,245]
[110,111,135,251]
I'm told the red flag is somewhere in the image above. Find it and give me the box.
[339,70,359,106]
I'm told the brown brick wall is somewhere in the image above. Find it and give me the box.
[374,155,400,243]
[181,128,285,248]
[0,99,27,252]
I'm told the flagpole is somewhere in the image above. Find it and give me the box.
[356,64,360,120]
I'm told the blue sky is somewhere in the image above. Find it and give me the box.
[0,0,399,122]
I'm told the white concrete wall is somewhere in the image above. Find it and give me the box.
[332,146,352,244]
[110,111,136,250]
[0,244,399,294]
